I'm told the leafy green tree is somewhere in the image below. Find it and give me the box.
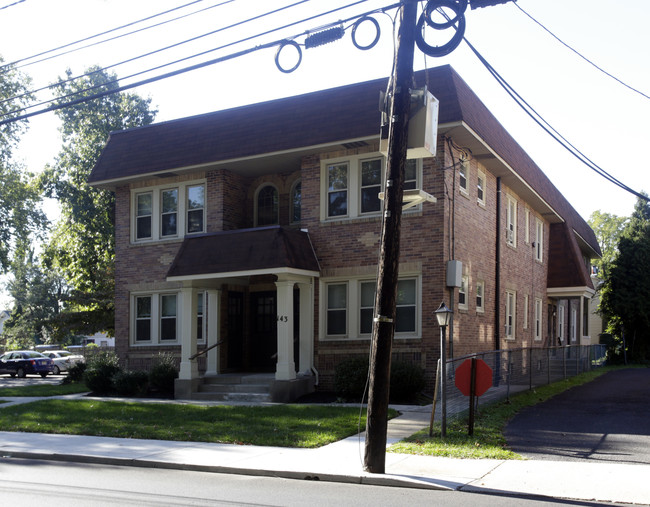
[599,196,650,360]
[1,245,67,349]
[588,210,626,277]
[0,56,44,272]
[40,67,157,335]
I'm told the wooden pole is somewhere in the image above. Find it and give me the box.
[363,0,417,474]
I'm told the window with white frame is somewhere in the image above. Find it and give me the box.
[571,308,577,342]
[476,280,485,313]
[324,276,420,339]
[322,155,421,220]
[506,196,517,247]
[326,283,347,336]
[534,298,543,341]
[505,290,516,339]
[558,304,565,342]
[535,219,544,262]
[132,181,206,242]
[131,291,204,345]
[477,170,485,205]
[459,159,469,194]
[459,275,468,310]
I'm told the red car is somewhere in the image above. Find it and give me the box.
[0,350,54,378]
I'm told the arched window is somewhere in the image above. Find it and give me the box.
[290,180,301,224]
[256,184,278,226]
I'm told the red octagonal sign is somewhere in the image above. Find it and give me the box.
[455,358,493,397]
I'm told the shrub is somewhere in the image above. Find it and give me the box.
[334,357,426,403]
[62,362,86,384]
[334,356,369,401]
[113,370,149,397]
[389,361,426,403]
[149,353,178,397]
[84,350,121,395]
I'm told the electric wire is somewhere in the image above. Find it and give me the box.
[0,0,214,72]
[513,2,650,101]
[0,1,396,125]
[463,37,649,202]
[0,0,25,11]
[0,0,316,112]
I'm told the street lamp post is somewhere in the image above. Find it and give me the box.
[435,302,453,437]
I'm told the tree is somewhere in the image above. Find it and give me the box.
[588,210,626,277]
[0,56,45,272]
[40,66,157,335]
[599,196,650,360]
[1,245,67,349]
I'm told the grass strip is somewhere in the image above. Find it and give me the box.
[0,383,89,397]
[0,399,380,448]
[389,366,622,460]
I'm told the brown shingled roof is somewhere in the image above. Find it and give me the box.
[89,64,600,261]
[166,226,320,280]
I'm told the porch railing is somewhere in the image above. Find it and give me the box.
[188,340,225,361]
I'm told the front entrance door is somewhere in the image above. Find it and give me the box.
[250,291,277,371]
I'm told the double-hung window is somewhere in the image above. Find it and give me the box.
[477,170,485,205]
[535,219,544,262]
[360,158,382,214]
[326,283,347,336]
[534,298,543,341]
[135,296,152,342]
[458,275,468,310]
[505,290,516,339]
[476,281,485,313]
[132,181,206,242]
[160,294,177,341]
[327,163,348,217]
[506,197,517,247]
[459,159,469,194]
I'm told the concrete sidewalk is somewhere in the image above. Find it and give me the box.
[0,398,648,505]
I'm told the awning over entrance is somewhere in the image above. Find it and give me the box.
[166,226,320,281]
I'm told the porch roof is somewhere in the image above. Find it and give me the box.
[166,226,320,281]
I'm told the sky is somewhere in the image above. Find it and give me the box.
[1,0,649,307]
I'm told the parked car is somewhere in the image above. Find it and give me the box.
[0,350,54,378]
[43,350,85,375]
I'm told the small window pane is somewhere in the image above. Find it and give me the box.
[361,159,382,213]
[187,185,205,234]
[327,284,346,336]
[395,279,416,333]
[137,193,152,215]
[404,159,417,190]
[397,279,415,305]
[187,185,204,210]
[360,281,376,334]
[160,295,177,341]
[135,296,151,342]
[161,189,178,237]
[161,294,177,317]
[136,193,152,240]
[328,164,348,217]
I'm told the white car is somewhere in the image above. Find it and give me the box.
[44,350,85,375]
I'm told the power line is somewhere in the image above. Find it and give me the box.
[0,0,313,111]
[0,1,395,126]
[513,2,650,101]
[0,0,213,72]
[463,37,649,202]
[0,0,25,11]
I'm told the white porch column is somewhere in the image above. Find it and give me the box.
[178,287,199,380]
[297,281,314,375]
[205,289,221,376]
[274,278,296,381]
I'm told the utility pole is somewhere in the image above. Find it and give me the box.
[363,0,417,474]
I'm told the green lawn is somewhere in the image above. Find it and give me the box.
[389,366,623,459]
[0,399,376,448]
[0,383,89,397]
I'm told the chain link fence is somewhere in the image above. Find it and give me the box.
[436,344,607,422]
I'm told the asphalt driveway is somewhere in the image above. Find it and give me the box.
[505,367,650,464]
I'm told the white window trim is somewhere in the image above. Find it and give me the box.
[558,305,565,342]
[458,275,469,310]
[320,274,421,340]
[131,180,206,244]
[130,290,206,346]
[476,280,485,313]
[459,159,469,195]
[477,169,486,206]
[320,154,422,221]
[524,208,530,244]
[571,308,577,342]
[534,298,543,341]
[535,218,544,262]
[506,196,517,247]
[505,290,516,340]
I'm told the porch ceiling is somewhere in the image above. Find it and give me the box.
[166,226,320,282]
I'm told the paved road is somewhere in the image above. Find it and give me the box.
[505,368,650,464]
[0,373,66,388]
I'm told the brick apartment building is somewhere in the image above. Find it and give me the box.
[88,65,601,401]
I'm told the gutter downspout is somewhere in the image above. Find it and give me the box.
[495,177,501,352]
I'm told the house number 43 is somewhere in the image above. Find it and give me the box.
[277,315,289,322]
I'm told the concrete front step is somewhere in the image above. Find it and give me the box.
[190,391,272,402]
[198,383,271,394]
